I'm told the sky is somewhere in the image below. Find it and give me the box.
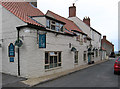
[38,0,119,51]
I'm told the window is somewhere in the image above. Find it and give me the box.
[76,35,80,41]
[46,19,50,28]
[56,26,60,32]
[51,25,55,30]
[46,19,64,32]
[39,34,46,48]
[60,24,63,32]
[74,51,78,63]
[45,51,62,69]
[96,50,98,57]
[52,21,55,24]
[83,51,87,61]
[83,35,87,43]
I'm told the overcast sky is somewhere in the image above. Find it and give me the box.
[38,0,119,51]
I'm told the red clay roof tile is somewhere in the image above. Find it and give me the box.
[46,10,84,34]
[0,2,44,27]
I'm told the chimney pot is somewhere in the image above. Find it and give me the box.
[103,36,106,40]
[73,3,75,6]
[83,16,90,26]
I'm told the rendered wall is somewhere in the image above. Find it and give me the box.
[19,27,89,78]
[2,6,26,76]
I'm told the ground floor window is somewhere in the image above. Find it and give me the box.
[96,50,98,57]
[45,51,61,69]
[74,51,78,63]
[83,51,87,61]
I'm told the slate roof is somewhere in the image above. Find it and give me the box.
[0,2,44,27]
[46,10,85,35]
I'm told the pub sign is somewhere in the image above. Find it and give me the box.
[8,43,15,57]
[39,34,46,48]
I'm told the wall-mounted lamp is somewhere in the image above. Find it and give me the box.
[71,47,77,52]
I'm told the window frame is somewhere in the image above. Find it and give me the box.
[74,51,78,64]
[45,51,62,70]
[39,34,46,48]
[83,51,87,61]
[46,19,64,32]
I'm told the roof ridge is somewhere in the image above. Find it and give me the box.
[47,10,75,23]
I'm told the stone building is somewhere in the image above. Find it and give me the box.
[0,2,106,78]
[101,36,114,56]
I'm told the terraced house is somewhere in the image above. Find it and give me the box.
[0,1,106,78]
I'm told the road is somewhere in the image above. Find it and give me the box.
[36,59,119,87]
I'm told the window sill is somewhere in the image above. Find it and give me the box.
[74,63,78,65]
[45,66,62,72]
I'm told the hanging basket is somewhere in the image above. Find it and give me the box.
[15,39,23,47]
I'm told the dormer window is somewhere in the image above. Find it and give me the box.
[46,19,50,28]
[46,19,64,32]
[51,25,55,30]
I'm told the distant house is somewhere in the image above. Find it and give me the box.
[101,36,114,56]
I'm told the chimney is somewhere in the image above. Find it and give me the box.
[69,3,76,17]
[83,17,90,26]
[103,36,106,40]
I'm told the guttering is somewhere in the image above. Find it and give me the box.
[16,25,31,76]
[16,27,20,76]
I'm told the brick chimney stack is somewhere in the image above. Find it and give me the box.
[83,17,90,26]
[69,3,76,17]
[103,35,106,40]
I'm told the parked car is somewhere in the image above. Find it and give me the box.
[114,57,120,74]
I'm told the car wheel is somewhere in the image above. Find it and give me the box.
[114,71,117,74]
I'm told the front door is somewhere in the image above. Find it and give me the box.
[88,54,91,63]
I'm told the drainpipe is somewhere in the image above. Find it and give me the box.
[16,27,20,76]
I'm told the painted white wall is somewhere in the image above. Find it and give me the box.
[91,30,101,62]
[18,27,90,78]
[68,17,91,38]
[2,6,27,76]
[0,5,2,73]
[1,4,103,78]
[33,16,46,27]
[68,17,102,62]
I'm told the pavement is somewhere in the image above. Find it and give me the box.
[1,59,112,88]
